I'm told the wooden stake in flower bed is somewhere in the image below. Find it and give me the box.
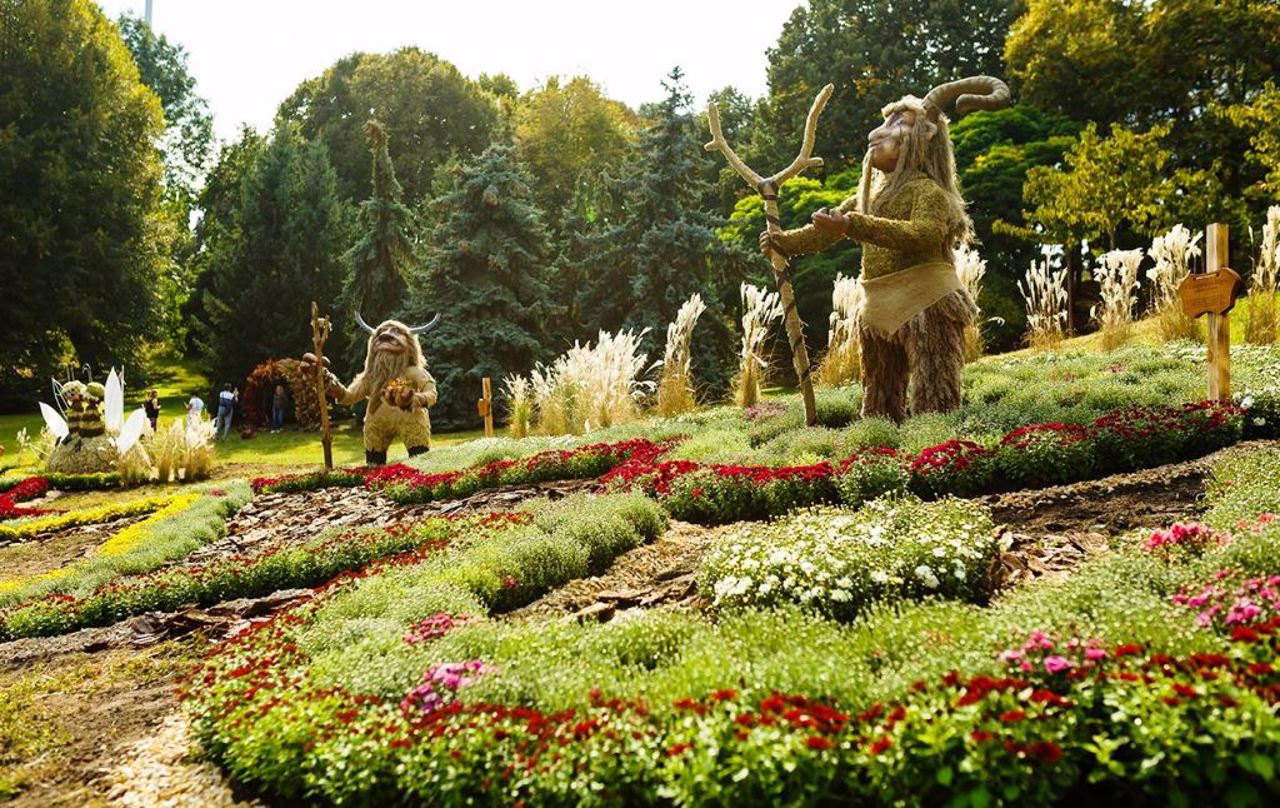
[1178,223,1242,401]
[706,83,834,427]
[310,301,334,469]
[478,377,495,438]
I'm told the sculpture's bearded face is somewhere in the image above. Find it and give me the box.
[868,108,916,173]
[362,321,424,392]
[373,324,413,357]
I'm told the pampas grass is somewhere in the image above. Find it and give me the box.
[955,243,987,361]
[1018,257,1068,351]
[514,329,656,436]
[1148,224,1203,343]
[655,293,706,416]
[1091,248,1144,351]
[734,283,783,408]
[817,274,863,387]
[148,418,216,482]
[503,374,533,438]
[1245,205,1280,345]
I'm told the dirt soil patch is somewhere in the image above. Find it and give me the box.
[0,514,149,586]
[981,440,1278,587]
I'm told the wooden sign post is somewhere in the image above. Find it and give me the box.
[309,301,334,469]
[1177,223,1241,402]
[477,377,494,438]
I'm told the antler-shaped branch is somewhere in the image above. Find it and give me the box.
[705,83,834,189]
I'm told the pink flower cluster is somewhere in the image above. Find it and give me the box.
[403,612,472,645]
[1173,572,1280,631]
[997,631,1109,676]
[1145,522,1229,558]
[400,660,497,716]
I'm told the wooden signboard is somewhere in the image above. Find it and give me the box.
[1178,267,1241,318]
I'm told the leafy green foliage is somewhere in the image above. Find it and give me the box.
[401,141,553,428]
[576,69,750,394]
[338,120,415,365]
[195,125,350,385]
[276,48,498,205]
[0,0,167,407]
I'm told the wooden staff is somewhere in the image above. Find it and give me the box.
[310,301,334,469]
[706,84,834,427]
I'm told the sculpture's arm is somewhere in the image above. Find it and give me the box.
[772,194,859,256]
[408,368,438,409]
[843,184,950,252]
[326,371,371,406]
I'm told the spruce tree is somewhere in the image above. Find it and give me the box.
[577,68,749,395]
[197,125,349,385]
[401,142,553,429]
[340,120,415,365]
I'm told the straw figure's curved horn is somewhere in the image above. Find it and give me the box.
[923,76,1010,120]
[410,314,441,335]
[354,312,376,335]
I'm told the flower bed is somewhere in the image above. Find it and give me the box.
[0,515,466,640]
[183,509,1280,805]
[700,496,997,619]
[0,481,251,611]
[252,438,674,504]
[0,471,119,495]
[0,477,55,520]
[603,399,1243,524]
[0,491,179,542]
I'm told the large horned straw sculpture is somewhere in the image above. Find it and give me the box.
[707,84,833,427]
[760,76,1010,423]
[303,312,442,466]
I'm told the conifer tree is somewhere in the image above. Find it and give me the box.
[402,141,554,429]
[340,120,415,365]
[197,125,349,385]
[577,68,748,394]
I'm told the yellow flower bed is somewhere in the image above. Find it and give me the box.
[0,494,175,542]
[0,493,201,596]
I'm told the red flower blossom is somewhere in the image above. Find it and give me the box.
[868,735,893,756]
[806,736,834,751]
[998,710,1026,724]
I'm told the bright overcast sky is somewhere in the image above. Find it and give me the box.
[97,0,801,143]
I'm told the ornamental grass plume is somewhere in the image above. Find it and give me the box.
[818,274,863,387]
[502,373,533,438]
[1245,205,1280,345]
[1148,224,1203,343]
[656,293,707,417]
[529,329,656,435]
[147,418,216,482]
[954,243,988,361]
[1091,248,1144,351]
[1018,257,1068,351]
[734,283,783,408]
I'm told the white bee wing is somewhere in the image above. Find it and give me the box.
[51,378,68,415]
[40,401,69,441]
[105,369,124,432]
[117,408,147,454]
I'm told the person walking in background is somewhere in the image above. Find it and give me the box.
[144,390,161,432]
[186,392,204,428]
[216,383,236,440]
[272,384,288,432]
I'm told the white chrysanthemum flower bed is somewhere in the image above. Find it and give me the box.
[700,495,997,619]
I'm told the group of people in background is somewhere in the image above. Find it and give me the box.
[174,382,290,438]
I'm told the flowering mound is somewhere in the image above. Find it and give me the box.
[252,438,674,504]
[700,495,997,619]
[0,476,55,520]
[600,399,1243,525]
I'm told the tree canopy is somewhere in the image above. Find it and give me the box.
[0,0,168,406]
